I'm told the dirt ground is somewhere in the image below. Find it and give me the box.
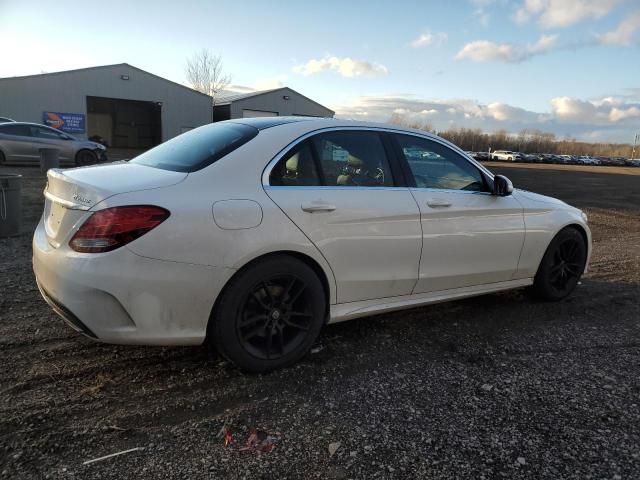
[1,164,639,479]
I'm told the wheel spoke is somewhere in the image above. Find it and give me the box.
[261,282,275,306]
[242,324,266,341]
[550,263,563,273]
[252,291,270,310]
[284,317,309,331]
[282,277,296,299]
[277,328,285,355]
[265,328,273,359]
[239,313,268,328]
[290,311,312,318]
[287,283,306,307]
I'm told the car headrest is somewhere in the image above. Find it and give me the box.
[347,155,363,168]
[285,153,299,173]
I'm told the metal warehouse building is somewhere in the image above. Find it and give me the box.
[0,64,213,149]
[213,88,334,121]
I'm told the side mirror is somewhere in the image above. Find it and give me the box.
[492,174,514,196]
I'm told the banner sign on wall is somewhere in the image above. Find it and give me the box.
[42,111,86,134]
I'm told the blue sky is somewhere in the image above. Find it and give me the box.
[1,0,639,142]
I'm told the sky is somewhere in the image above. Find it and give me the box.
[1,0,639,142]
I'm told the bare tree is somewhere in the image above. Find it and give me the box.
[185,49,231,105]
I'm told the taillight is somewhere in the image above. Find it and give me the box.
[69,206,170,253]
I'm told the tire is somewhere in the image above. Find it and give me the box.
[76,149,97,166]
[508,157,513,161]
[532,227,587,301]
[210,255,326,372]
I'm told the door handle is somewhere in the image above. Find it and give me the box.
[301,202,336,213]
[427,199,452,208]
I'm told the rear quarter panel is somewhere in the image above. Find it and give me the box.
[91,124,338,304]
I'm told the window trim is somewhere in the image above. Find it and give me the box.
[389,132,494,195]
[262,126,495,191]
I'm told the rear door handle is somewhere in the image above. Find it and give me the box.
[427,199,452,208]
[301,202,336,213]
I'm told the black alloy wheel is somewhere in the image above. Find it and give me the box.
[237,275,313,360]
[533,227,587,301]
[211,255,326,372]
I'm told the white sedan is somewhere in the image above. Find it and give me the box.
[33,118,591,372]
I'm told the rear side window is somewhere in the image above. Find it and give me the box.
[269,130,395,187]
[269,141,321,186]
[33,126,67,140]
[0,124,33,137]
[130,122,258,172]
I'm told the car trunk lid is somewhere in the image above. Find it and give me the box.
[43,163,187,247]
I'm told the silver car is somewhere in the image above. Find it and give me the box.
[0,122,107,166]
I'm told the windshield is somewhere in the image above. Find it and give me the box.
[130,122,258,172]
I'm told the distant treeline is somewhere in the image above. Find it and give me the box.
[389,114,636,158]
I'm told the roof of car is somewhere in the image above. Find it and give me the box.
[229,116,321,130]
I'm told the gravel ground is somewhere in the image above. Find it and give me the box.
[1,164,639,479]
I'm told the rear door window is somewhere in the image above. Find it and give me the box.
[0,124,33,137]
[312,131,394,187]
[130,122,258,172]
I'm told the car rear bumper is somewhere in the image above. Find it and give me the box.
[32,217,235,346]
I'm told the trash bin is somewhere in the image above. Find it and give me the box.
[39,148,60,173]
[0,173,22,237]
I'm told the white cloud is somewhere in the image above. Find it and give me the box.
[293,55,388,78]
[597,12,640,46]
[333,93,640,141]
[551,95,640,123]
[455,34,558,63]
[410,31,448,48]
[514,0,620,28]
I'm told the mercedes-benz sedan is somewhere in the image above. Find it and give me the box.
[33,117,591,372]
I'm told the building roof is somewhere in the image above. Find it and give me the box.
[215,89,281,104]
[215,87,334,115]
[0,63,213,100]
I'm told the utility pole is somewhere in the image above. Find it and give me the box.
[632,132,639,160]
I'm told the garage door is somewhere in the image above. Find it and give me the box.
[242,109,278,118]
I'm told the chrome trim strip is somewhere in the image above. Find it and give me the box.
[264,185,409,192]
[44,191,91,211]
[261,125,495,187]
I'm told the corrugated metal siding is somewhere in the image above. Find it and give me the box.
[0,64,212,141]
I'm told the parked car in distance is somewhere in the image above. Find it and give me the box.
[0,122,107,166]
[473,151,489,161]
[577,155,599,165]
[33,117,591,372]
[491,150,521,161]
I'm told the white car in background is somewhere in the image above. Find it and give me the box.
[33,118,591,372]
[491,150,521,161]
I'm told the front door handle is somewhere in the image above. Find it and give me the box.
[427,199,452,208]
[301,202,336,213]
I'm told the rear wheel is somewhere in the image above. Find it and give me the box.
[532,227,587,301]
[75,149,97,166]
[210,255,326,372]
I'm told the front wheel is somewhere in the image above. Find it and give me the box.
[75,149,97,166]
[209,255,326,372]
[532,227,587,301]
